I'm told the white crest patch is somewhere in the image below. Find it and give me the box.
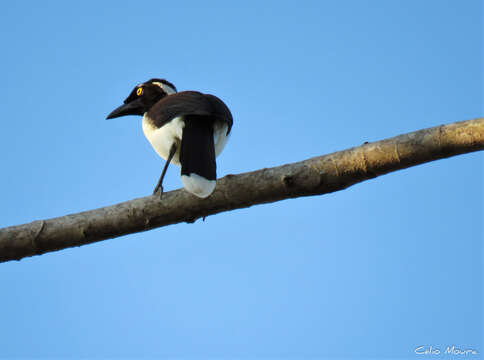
[152,81,176,95]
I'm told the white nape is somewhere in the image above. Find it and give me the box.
[181,173,216,198]
[152,82,176,95]
[142,115,185,165]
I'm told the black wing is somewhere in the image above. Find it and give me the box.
[148,91,233,134]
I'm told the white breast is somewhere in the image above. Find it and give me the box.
[142,114,184,165]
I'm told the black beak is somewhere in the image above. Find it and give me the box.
[106,98,144,119]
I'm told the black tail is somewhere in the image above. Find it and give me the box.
[179,115,217,197]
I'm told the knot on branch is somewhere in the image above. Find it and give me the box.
[283,175,296,188]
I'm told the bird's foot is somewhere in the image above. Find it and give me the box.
[153,185,164,199]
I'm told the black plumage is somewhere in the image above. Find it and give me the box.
[106,79,233,198]
[180,115,217,181]
[144,91,233,135]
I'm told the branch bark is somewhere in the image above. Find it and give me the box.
[1,118,483,263]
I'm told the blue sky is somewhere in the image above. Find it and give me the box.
[0,1,482,359]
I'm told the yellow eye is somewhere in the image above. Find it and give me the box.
[136,87,143,96]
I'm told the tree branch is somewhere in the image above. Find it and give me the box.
[1,118,483,263]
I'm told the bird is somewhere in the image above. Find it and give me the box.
[106,78,233,198]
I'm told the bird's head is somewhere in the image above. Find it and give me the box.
[106,78,177,119]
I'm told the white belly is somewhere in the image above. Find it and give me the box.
[142,114,229,165]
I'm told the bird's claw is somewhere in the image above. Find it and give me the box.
[153,185,164,199]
